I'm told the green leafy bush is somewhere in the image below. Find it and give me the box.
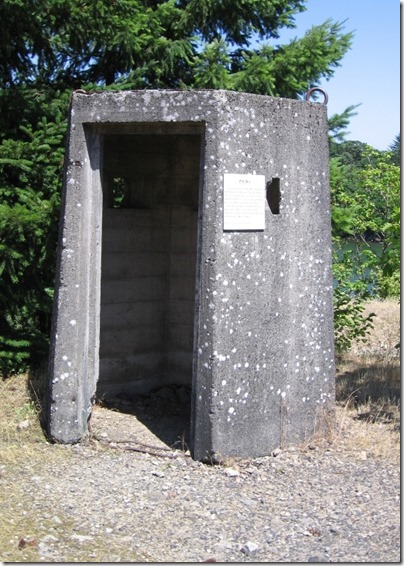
[331,142,400,351]
[332,240,377,352]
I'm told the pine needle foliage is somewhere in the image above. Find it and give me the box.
[0,0,362,373]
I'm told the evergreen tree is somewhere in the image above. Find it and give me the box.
[0,0,355,375]
[0,0,354,92]
[388,133,400,166]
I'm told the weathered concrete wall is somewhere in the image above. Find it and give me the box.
[46,124,103,443]
[196,96,334,460]
[47,89,335,461]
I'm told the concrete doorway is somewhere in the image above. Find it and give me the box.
[96,125,204,448]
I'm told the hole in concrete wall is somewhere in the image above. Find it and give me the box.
[266,177,281,215]
[97,127,203,450]
[108,175,155,209]
[110,177,129,208]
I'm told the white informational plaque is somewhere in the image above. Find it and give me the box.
[223,174,266,230]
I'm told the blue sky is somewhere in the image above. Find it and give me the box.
[269,0,400,150]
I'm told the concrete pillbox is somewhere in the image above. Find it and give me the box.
[47,89,335,461]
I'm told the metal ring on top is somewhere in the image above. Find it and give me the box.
[305,87,328,105]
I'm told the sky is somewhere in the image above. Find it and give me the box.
[269,0,400,150]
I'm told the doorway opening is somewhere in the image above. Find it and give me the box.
[96,124,204,449]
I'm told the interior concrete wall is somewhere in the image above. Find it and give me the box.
[97,133,201,397]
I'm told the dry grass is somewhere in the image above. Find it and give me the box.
[351,298,400,355]
[333,403,400,462]
[333,298,400,462]
[336,298,400,418]
[0,370,48,464]
[336,356,400,420]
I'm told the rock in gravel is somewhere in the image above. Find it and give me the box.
[41,535,59,543]
[241,541,260,554]
[70,534,93,543]
[225,468,240,477]
[151,470,165,478]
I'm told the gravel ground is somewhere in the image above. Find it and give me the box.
[2,401,400,564]
[2,300,399,562]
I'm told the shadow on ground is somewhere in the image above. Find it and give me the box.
[336,359,400,425]
[26,365,192,451]
[98,384,192,451]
